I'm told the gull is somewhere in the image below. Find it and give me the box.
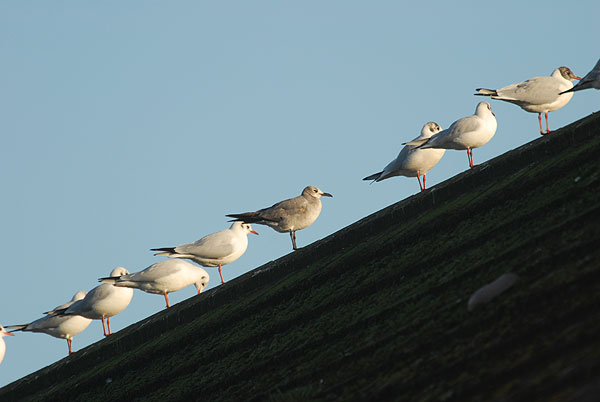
[363,122,445,191]
[404,102,497,169]
[151,221,257,284]
[0,325,14,365]
[57,267,134,337]
[226,185,333,250]
[475,66,581,135]
[99,260,209,308]
[6,291,92,355]
[560,58,600,94]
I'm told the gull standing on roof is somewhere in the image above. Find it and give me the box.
[152,221,257,284]
[99,260,209,308]
[0,325,14,365]
[475,66,581,135]
[404,102,497,169]
[363,122,445,191]
[5,291,92,355]
[226,185,333,250]
[57,267,133,337]
[560,59,600,94]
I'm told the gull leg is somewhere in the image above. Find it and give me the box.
[538,113,546,135]
[101,316,108,337]
[544,112,552,135]
[467,148,474,168]
[290,231,298,250]
[423,174,427,190]
[218,265,225,284]
[107,316,112,336]
[417,171,424,191]
[67,338,72,355]
[164,292,171,308]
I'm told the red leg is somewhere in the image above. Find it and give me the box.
[107,316,112,336]
[467,148,474,168]
[416,171,424,191]
[101,316,108,337]
[218,265,225,284]
[538,113,545,135]
[423,174,427,190]
[544,112,552,134]
[164,291,171,308]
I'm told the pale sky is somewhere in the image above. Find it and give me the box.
[1,1,598,386]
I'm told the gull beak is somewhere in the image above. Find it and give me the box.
[321,192,333,198]
[5,332,14,336]
[492,112,495,116]
[250,230,259,235]
[574,76,582,80]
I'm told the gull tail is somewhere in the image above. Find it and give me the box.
[475,88,498,97]
[227,212,281,224]
[4,325,26,332]
[403,138,429,147]
[151,247,176,257]
[43,307,68,315]
[559,87,574,95]
[98,276,120,284]
[363,172,382,182]
[225,212,265,223]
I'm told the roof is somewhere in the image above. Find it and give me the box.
[2,112,600,402]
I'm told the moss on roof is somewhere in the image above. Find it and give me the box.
[2,112,600,402]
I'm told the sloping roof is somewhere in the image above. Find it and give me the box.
[2,112,600,402]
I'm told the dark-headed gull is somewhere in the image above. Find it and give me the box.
[404,102,497,169]
[363,122,445,191]
[560,59,600,94]
[476,66,581,135]
[227,186,333,251]
[99,260,209,308]
[57,267,133,337]
[6,291,92,355]
[152,221,257,284]
[0,325,14,365]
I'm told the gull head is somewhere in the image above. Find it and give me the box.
[303,185,333,199]
[476,101,495,117]
[0,325,14,337]
[71,290,88,302]
[557,66,582,82]
[421,121,442,138]
[194,272,210,294]
[231,221,259,235]
[109,266,130,277]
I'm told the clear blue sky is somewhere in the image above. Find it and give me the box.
[1,1,598,386]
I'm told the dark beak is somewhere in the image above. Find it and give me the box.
[322,192,333,198]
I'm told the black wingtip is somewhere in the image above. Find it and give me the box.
[98,275,120,282]
[363,172,382,181]
[150,247,175,253]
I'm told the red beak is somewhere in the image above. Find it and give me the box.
[574,76,582,80]
[250,230,258,235]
